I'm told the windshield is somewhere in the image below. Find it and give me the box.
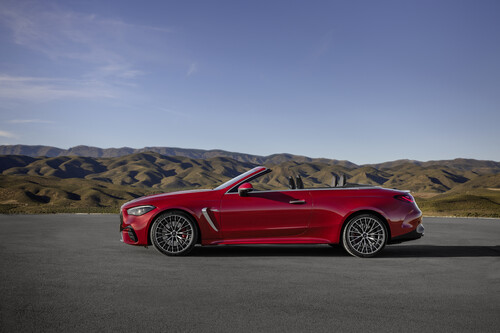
[213,167,264,190]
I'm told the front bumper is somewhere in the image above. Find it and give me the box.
[119,211,138,243]
[119,209,155,245]
[120,224,138,242]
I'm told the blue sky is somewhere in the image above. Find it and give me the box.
[0,0,499,164]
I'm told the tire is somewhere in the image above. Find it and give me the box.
[342,214,387,258]
[150,211,198,256]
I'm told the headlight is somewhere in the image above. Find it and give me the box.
[127,205,155,216]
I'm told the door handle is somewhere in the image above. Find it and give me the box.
[289,200,306,204]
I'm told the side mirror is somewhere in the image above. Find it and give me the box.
[238,183,253,197]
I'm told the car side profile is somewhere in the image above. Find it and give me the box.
[120,166,424,258]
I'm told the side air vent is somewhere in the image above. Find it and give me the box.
[202,208,219,232]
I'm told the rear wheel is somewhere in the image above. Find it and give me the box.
[150,211,198,256]
[342,214,387,258]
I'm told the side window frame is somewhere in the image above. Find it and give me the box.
[226,169,272,193]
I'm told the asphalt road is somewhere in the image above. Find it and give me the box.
[0,215,499,332]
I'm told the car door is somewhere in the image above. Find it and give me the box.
[219,190,312,240]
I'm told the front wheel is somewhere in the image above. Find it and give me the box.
[342,214,387,258]
[150,211,198,256]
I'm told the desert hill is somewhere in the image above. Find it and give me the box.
[0,148,499,216]
[0,174,151,213]
[2,152,495,192]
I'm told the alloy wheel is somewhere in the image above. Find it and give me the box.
[343,214,387,257]
[151,212,197,256]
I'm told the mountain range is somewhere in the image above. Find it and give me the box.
[0,145,499,216]
[0,144,357,167]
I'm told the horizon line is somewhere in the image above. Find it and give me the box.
[0,143,499,164]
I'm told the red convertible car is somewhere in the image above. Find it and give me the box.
[120,166,424,257]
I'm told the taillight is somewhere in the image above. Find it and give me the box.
[394,194,414,203]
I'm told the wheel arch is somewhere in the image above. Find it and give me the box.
[340,209,391,243]
[147,208,202,246]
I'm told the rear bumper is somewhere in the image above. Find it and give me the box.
[389,223,424,244]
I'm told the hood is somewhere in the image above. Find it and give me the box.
[122,188,213,208]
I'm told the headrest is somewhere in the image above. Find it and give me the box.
[332,175,337,187]
[296,175,304,189]
[338,174,345,187]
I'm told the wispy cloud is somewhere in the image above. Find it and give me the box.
[187,63,198,77]
[0,2,171,79]
[0,74,115,101]
[0,1,174,103]
[0,130,17,138]
[95,64,145,79]
[8,119,54,124]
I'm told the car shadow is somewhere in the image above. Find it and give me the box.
[380,245,500,258]
[190,245,344,257]
[188,244,500,258]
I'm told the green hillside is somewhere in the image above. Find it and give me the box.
[0,174,155,214]
[1,152,499,216]
[416,189,500,217]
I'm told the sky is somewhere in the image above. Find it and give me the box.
[0,0,499,164]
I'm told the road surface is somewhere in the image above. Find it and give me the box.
[0,215,498,332]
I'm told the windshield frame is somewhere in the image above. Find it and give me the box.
[213,166,268,191]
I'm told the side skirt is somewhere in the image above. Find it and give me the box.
[207,237,333,245]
